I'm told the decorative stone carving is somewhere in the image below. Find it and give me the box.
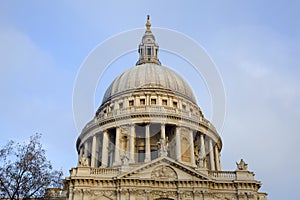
[151,165,177,180]
[120,125,130,134]
[73,188,83,195]
[236,159,248,171]
[158,137,169,157]
[152,190,177,200]
[78,155,89,167]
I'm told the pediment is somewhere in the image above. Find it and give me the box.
[117,157,210,181]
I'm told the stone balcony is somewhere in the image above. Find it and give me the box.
[82,105,216,135]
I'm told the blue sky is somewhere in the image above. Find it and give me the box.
[0,1,299,199]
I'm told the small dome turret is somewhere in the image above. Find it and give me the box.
[136,15,161,65]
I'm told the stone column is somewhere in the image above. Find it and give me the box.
[189,129,195,166]
[79,147,83,157]
[86,141,92,166]
[175,126,181,161]
[78,146,83,164]
[144,124,151,162]
[84,142,88,159]
[91,135,98,168]
[114,127,121,166]
[214,145,221,170]
[73,189,83,200]
[129,124,135,163]
[135,96,139,106]
[209,139,215,170]
[68,189,73,200]
[199,133,206,168]
[101,130,109,167]
[146,94,150,105]
[161,123,165,139]
[128,189,136,200]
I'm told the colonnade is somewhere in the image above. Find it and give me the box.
[78,123,221,171]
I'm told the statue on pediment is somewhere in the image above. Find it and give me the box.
[78,155,89,167]
[158,137,168,157]
[236,159,248,171]
[121,151,129,166]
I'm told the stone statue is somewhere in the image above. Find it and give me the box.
[196,155,206,168]
[78,155,89,167]
[236,159,248,170]
[196,149,206,168]
[157,137,168,157]
[121,151,129,166]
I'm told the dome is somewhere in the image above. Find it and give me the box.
[102,63,197,104]
[76,16,222,173]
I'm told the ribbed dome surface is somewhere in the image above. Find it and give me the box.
[102,63,196,104]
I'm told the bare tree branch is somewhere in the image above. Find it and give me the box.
[0,133,63,200]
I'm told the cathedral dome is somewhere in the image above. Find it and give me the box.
[69,16,267,200]
[79,15,221,171]
[102,63,197,104]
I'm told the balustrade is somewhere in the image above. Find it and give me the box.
[90,168,120,175]
[209,171,236,179]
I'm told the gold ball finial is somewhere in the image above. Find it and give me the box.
[146,15,151,30]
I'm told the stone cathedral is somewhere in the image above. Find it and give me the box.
[65,17,268,200]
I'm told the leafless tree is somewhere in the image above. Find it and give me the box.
[0,133,63,200]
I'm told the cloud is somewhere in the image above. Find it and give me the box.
[210,25,300,199]
[0,26,77,173]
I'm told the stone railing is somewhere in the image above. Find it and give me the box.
[79,105,219,147]
[209,171,237,180]
[90,168,120,176]
[69,167,120,178]
[97,105,203,125]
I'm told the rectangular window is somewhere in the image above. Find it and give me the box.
[147,47,151,55]
[173,101,178,108]
[119,102,123,109]
[151,98,156,105]
[182,104,186,110]
[140,99,145,105]
[138,150,145,162]
[129,100,134,106]
[162,99,167,106]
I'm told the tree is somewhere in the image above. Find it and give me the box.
[0,133,64,200]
